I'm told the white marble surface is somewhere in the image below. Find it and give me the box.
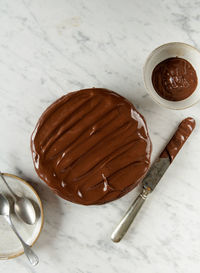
[1,0,200,272]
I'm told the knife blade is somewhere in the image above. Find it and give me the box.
[111,117,195,242]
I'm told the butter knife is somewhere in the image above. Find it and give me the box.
[111,117,195,243]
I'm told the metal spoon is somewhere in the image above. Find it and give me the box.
[0,172,36,225]
[0,193,39,266]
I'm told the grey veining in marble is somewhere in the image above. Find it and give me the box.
[1,0,200,272]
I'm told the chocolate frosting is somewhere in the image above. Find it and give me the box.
[31,88,152,205]
[160,117,195,162]
[152,57,197,101]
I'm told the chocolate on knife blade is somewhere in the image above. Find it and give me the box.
[143,117,195,191]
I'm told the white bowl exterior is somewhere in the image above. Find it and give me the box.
[144,42,200,109]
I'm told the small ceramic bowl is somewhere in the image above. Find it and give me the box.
[143,42,200,110]
[0,173,43,260]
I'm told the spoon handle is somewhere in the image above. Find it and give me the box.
[5,215,39,266]
[0,172,17,201]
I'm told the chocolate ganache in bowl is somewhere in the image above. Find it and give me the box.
[31,88,152,205]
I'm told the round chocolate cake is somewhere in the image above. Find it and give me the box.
[31,88,152,205]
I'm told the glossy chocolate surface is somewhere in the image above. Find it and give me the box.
[152,57,197,101]
[31,88,152,205]
[160,117,195,162]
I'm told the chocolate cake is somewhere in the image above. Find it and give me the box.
[31,88,152,205]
